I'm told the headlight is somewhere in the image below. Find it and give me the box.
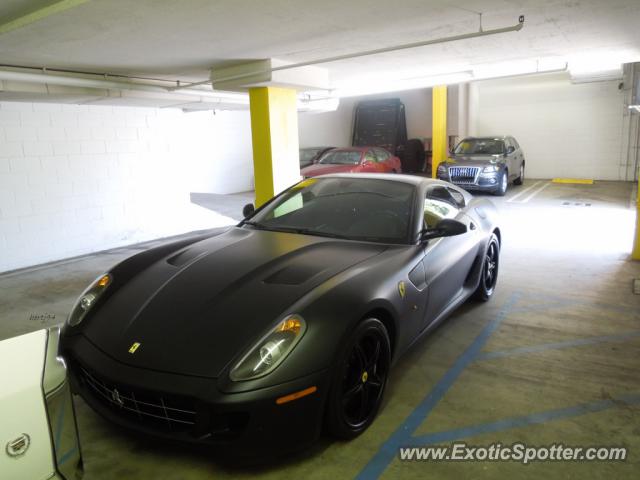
[437,164,448,175]
[482,165,499,173]
[230,315,306,381]
[67,273,112,326]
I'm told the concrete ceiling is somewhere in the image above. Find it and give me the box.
[0,0,639,89]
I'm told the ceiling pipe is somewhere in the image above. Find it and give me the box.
[0,68,247,103]
[174,15,525,90]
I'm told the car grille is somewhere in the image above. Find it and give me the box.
[77,365,197,431]
[449,166,480,185]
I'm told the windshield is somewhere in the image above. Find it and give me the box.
[300,148,322,165]
[454,138,505,155]
[247,177,415,244]
[318,150,362,165]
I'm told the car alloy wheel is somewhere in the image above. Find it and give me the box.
[326,318,390,439]
[474,234,500,301]
[494,171,508,196]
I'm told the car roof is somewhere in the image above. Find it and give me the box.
[313,172,453,187]
[461,136,509,140]
[325,146,371,152]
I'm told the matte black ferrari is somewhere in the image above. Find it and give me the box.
[60,174,501,453]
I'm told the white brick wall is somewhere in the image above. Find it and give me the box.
[0,102,254,273]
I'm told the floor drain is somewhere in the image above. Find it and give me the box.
[634,279,640,295]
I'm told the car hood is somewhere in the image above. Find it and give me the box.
[83,227,386,378]
[445,155,504,166]
[301,163,358,176]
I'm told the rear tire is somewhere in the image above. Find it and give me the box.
[401,139,425,173]
[514,163,524,185]
[325,318,391,439]
[473,234,500,302]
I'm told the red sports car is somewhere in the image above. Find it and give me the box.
[300,146,402,177]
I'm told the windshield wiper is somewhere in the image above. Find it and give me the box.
[243,220,269,229]
[292,228,350,239]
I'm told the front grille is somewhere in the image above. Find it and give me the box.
[77,365,197,432]
[449,166,480,185]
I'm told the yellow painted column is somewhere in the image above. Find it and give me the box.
[633,180,640,260]
[249,87,300,207]
[431,85,448,178]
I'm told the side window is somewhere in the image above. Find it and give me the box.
[424,186,461,228]
[447,188,465,208]
[364,150,377,163]
[374,148,390,161]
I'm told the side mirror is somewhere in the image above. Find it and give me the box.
[242,203,255,218]
[506,146,515,155]
[421,219,467,241]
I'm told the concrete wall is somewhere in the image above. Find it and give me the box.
[0,102,253,272]
[469,72,627,180]
[298,87,460,149]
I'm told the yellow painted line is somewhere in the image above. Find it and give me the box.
[0,0,90,35]
[552,178,594,185]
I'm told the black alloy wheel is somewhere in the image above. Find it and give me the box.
[474,234,500,301]
[325,318,391,439]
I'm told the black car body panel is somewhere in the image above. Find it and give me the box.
[80,229,387,379]
[60,173,500,452]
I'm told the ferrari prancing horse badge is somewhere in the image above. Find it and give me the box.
[398,281,406,299]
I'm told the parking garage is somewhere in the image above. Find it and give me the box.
[0,2,639,480]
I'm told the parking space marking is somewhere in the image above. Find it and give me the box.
[355,293,522,480]
[509,181,551,204]
[506,181,542,202]
[476,330,640,361]
[409,392,640,446]
[357,292,639,479]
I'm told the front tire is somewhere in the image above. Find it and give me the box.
[325,318,391,439]
[473,234,500,301]
[494,171,508,196]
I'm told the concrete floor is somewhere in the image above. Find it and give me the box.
[1,179,639,479]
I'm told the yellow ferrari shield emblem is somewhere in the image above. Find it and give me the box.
[398,281,406,299]
[128,342,141,354]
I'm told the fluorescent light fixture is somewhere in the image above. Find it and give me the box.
[473,57,567,80]
[568,52,624,83]
[330,71,473,98]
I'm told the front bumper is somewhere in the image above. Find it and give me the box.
[437,170,501,192]
[61,334,329,454]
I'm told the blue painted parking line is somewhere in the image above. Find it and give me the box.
[477,331,640,361]
[355,293,521,480]
[409,393,640,446]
